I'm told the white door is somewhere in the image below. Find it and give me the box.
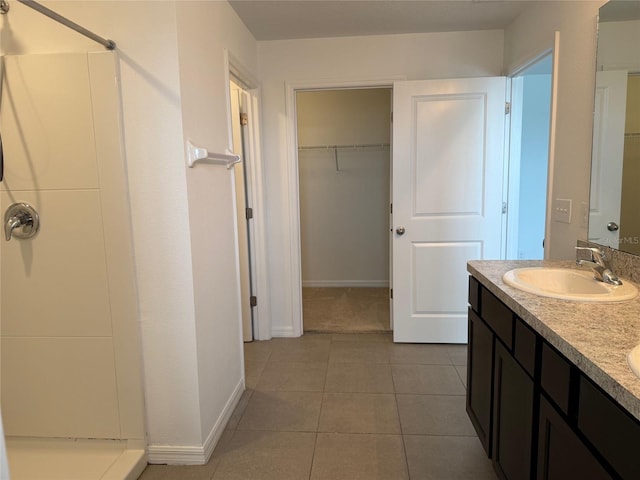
[230,81,253,341]
[392,77,507,343]
[589,70,628,249]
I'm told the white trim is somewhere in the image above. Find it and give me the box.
[271,325,298,338]
[302,280,390,288]
[506,76,524,260]
[284,77,403,338]
[545,32,561,260]
[246,89,272,341]
[147,378,244,465]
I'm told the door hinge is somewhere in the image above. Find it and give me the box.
[250,295,257,307]
[389,288,393,299]
[246,207,253,220]
[240,112,249,126]
[502,202,508,214]
[390,203,393,214]
[505,102,511,115]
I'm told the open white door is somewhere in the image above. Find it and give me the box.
[392,77,507,343]
[589,70,627,249]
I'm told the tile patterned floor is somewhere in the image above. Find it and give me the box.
[138,333,497,480]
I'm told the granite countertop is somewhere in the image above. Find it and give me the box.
[468,259,640,422]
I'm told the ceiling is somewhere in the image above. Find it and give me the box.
[229,0,536,41]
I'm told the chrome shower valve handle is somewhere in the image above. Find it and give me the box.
[4,202,40,241]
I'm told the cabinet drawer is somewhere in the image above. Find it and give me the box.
[578,375,640,480]
[514,319,537,378]
[541,342,572,416]
[480,287,513,349]
[469,276,480,313]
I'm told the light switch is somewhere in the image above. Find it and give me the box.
[554,198,572,224]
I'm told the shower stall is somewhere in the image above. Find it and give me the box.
[0,51,147,479]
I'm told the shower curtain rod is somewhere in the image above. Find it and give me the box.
[14,0,116,50]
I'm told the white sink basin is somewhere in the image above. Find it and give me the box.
[502,267,638,302]
[628,344,640,380]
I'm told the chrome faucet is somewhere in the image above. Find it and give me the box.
[575,246,622,285]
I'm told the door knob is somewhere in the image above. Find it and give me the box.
[396,226,406,235]
[607,222,619,232]
[4,202,40,241]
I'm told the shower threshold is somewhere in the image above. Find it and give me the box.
[5,437,146,480]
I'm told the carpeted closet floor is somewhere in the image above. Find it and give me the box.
[302,287,391,333]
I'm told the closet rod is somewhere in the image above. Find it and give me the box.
[298,143,390,150]
[15,0,116,50]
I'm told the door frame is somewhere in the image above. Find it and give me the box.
[224,49,272,340]
[284,77,402,337]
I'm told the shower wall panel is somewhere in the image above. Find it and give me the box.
[0,53,145,444]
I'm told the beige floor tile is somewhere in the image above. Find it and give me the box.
[397,394,476,435]
[448,344,468,365]
[455,365,468,388]
[237,390,322,432]
[269,340,331,363]
[212,430,316,480]
[325,363,395,393]
[256,361,327,391]
[318,393,400,434]
[404,435,497,480]
[138,464,216,480]
[389,343,452,365]
[243,340,273,362]
[310,433,409,480]
[329,342,390,363]
[391,364,466,395]
[226,388,254,430]
[244,358,268,378]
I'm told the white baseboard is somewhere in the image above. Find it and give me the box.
[271,325,297,337]
[147,377,245,465]
[302,280,390,288]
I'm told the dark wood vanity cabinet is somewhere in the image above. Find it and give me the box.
[537,395,612,480]
[493,340,535,480]
[467,275,640,480]
[467,277,536,480]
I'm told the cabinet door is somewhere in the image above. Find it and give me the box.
[493,341,534,480]
[537,396,612,480]
[467,308,494,455]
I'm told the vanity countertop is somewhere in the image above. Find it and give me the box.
[468,259,640,422]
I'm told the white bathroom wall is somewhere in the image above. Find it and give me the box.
[597,20,640,71]
[175,1,259,460]
[258,30,504,336]
[0,0,257,462]
[297,89,390,286]
[504,1,605,259]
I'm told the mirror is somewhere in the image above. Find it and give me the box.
[589,0,640,254]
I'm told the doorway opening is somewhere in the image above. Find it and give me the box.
[506,53,553,260]
[295,88,392,333]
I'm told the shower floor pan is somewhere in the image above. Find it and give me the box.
[5,437,146,480]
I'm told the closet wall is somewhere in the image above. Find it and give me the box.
[297,88,391,287]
